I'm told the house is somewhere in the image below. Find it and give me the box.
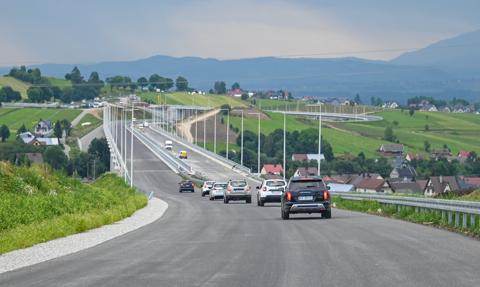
[34,119,53,136]
[388,181,423,194]
[18,132,59,146]
[228,89,243,98]
[261,164,283,176]
[457,150,472,162]
[379,144,404,155]
[441,107,451,113]
[291,153,325,162]
[389,164,417,181]
[327,183,355,193]
[462,177,480,189]
[15,153,44,165]
[294,167,318,177]
[382,101,399,109]
[356,178,386,193]
[431,149,452,160]
[424,176,461,197]
[405,153,423,162]
[420,104,438,112]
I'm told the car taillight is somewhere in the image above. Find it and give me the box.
[285,192,293,202]
[323,191,329,201]
[262,187,267,191]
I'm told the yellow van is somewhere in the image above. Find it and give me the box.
[179,150,188,159]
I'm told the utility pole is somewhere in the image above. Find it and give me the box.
[240,110,244,167]
[203,111,206,149]
[214,111,217,154]
[283,111,286,181]
[248,113,261,174]
[318,105,322,176]
[226,110,230,160]
[130,104,134,187]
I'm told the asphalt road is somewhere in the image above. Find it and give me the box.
[1,128,480,287]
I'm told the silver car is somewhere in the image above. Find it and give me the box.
[209,182,227,200]
[224,180,252,204]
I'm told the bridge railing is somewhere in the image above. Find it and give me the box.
[333,192,480,229]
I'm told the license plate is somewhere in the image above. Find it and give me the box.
[298,196,313,201]
[234,189,244,193]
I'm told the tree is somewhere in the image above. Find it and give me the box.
[65,66,83,84]
[175,76,188,91]
[241,93,249,101]
[424,140,431,152]
[54,120,63,139]
[137,77,148,88]
[0,86,21,102]
[214,81,226,94]
[61,119,72,136]
[383,126,397,142]
[88,137,110,171]
[409,108,415,117]
[0,125,10,142]
[393,120,399,126]
[17,124,27,135]
[43,146,68,170]
[232,82,241,90]
[353,93,362,104]
[424,124,429,131]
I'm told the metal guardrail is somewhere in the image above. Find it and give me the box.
[266,110,383,122]
[150,125,252,174]
[333,192,480,228]
[128,126,194,175]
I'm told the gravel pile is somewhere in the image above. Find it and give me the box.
[0,198,168,274]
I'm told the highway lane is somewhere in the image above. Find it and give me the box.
[1,129,480,286]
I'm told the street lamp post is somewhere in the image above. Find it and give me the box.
[318,105,322,177]
[232,109,244,166]
[283,111,286,181]
[130,103,134,187]
[249,113,261,174]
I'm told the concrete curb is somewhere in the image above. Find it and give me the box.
[0,198,168,274]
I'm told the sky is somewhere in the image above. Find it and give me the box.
[0,0,479,65]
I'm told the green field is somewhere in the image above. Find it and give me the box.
[139,92,247,108]
[0,163,147,254]
[225,112,387,157]
[332,110,480,155]
[47,77,71,88]
[0,76,30,99]
[0,108,82,140]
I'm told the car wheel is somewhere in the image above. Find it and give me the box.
[224,197,229,204]
[201,192,205,197]
[258,197,264,206]
[179,190,182,193]
[256,195,260,206]
[281,208,290,220]
[322,209,332,219]
[246,197,252,204]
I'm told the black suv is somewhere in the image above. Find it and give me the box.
[179,180,195,193]
[281,176,331,220]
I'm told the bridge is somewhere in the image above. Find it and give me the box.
[2,103,479,287]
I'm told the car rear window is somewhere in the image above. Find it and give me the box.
[289,180,326,190]
[266,180,285,187]
[214,183,227,189]
[230,181,247,187]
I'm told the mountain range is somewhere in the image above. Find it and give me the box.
[1,29,479,103]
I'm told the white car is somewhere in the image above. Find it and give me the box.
[201,181,215,197]
[209,182,228,200]
[165,140,173,150]
[256,179,286,206]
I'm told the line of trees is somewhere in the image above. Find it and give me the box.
[0,86,21,102]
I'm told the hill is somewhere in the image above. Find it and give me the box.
[0,76,30,99]
[391,29,480,77]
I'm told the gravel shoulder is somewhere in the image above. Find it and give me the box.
[0,198,168,274]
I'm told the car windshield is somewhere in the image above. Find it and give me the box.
[266,180,285,187]
[214,184,227,189]
[289,180,326,190]
[230,181,247,187]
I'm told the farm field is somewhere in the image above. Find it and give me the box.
[0,107,81,140]
[47,77,71,88]
[0,76,30,99]
[331,110,480,156]
[139,92,247,108]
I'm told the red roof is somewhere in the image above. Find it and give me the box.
[464,177,480,186]
[458,150,471,158]
[262,164,283,174]
[357,178,385,191]
[292,154,308,161]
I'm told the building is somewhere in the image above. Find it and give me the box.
[382,102,399,109]
[388,181,423,194]
[431,149,452,160]
[462,177,480,189]
[405,153,423,162]
[291,153,325,162]
[294,167,318,177]
[420,104,438,112]
[261,164,283,176]
[15,153,44,165]
[34,119,53,137]
[379,144,404,155]
[389,164,417,181]
[356,178,386,193]
[424,176,461,197]
[18,132,59,146]
[327,183,355,193]
[457,150,472,162]
[228,89,243,97]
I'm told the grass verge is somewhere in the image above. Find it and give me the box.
[333,196,480,238]
[0,162,147,254]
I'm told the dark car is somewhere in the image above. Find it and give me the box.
[179,180,195,193]
[281,176,331,220]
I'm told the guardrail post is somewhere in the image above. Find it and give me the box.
[397,205,401,213]
[448,212,453,225]
[462,213,468,228]
[455,212,460,227]
[442,211,446,221]
[471,214,476,228]
[415,207,419,213]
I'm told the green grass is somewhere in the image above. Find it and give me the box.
[333,196,480,237]
[139,92,247,108]
[0,162,147,254]
[72,113,102,139]
[46,77,71,88]
[332,110,480,155]
[0,76,30,99]
[225,112,387,157]
[0,107,81,140]
[199,142,240,154]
